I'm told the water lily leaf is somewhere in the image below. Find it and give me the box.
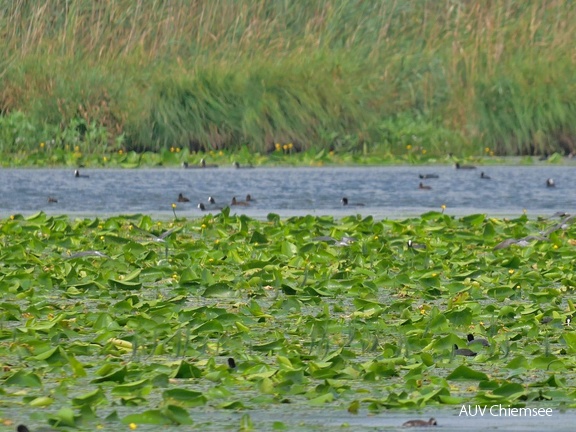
[492,383,526,398]
[562,332,576,354]
[447,365,489,381]
[202,283,235,298]
[92,366,127,383]
[3,370,42,387]
[112,379,153,396]
[72,388,106,407]
[122,409,176,425]
[172,361,202,379]
[108,278,142,290]
[33,346,68,365]
[163,388,207,407]
[28,396,54,407]
[48,407,78,427]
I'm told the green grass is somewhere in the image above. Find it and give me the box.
[1,210,576,429]
[1,1,576,158]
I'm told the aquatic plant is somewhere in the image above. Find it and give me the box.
[0,210,575,429]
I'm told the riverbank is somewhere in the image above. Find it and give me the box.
[1,1,576,157]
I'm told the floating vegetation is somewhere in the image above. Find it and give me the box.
[1,210,575,429]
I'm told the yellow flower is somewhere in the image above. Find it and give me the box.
[118,149,123,155]
[422,149,427,154]
[283,144,288,151]
[75,145,80,152]
[103,156,108,162]
[275,143,282,151]
[485,147,490,153]
[172,203,177,209]
[406,144,412,150]
[218,150,223,156]
[170,147,175,153]
[288,143,293,149]
[201,224,206,229]
[40,142,45,148]
[508,269,515,274]
[129,423,137,430]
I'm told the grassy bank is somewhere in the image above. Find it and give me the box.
[1,1,576,161]
[1,210,575,429]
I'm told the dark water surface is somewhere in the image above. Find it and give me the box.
[0,165,574,219]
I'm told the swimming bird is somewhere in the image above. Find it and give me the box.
[177,193,190,202]
[454,344,477,357]
[198,203,206,211]
[74,169,89,178]
[231,196,249,206]
[467,334,490,347]
[402,418,437,427]
[341,197,365,206]
[480,172,491,180]
[245,194,256,203]
[419,174,439,179]
[206,196,224,210]
[312,235,357,247]
[455,162,476,169]
[182,161,189,168]
[130,225,179,243]
[200,158,218,168]
[418,182,432,190]
[47,197,58,203]
[407,239,426,250]
[546,178,555,187]
[64,250,110,259]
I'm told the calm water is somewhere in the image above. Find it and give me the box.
[0,165,574,219]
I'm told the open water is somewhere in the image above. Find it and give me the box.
[0,165,573,219]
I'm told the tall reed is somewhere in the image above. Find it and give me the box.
[1,0,575,156]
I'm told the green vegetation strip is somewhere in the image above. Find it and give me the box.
[2,1,576,156]
[1,210,575,430]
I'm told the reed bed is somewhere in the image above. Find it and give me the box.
[1,0,575,156]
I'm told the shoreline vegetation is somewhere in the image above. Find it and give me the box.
[1,1,576,165]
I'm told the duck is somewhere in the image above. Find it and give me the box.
[419,174,439,179]
[454,344,477,357]
[407,239,426,250]
[245,194,256,203]
[177,193,190,202]
[47,197,58,203]
[480,172,491,180]
[546,178,555,187]
[198,203,206,211]
[207,196,224,209]
[74,169,89,178]
[402,418,437,427]
[200,158,218,168]
[467,334,490,347]
[455,162,476,170]
[312,235,357,247]
[341,197,365,206]
[182,161,190,168]
[231,196,249,206]
[419,182,432,190]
